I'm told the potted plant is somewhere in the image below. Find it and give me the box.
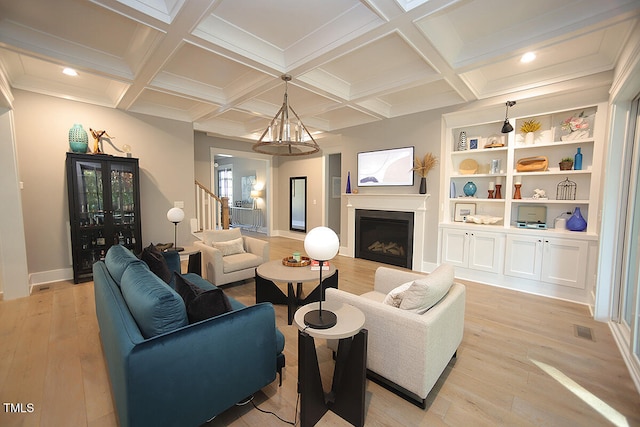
[519,119,541,145]
[412,153,438,194]
[559,157,574,170]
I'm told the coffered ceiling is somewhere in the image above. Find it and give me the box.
[0,0,638,144]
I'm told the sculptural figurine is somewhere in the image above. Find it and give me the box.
[90,128,114,153]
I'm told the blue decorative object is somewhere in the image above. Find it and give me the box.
[450,181,456,198]
[346,171,352,194]
[574,147,583,170]
[566,207,587,231]
[68,123,88,153]
[463,181,477,197]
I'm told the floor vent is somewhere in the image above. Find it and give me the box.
[38,286,50,292]
[574,324,595,341]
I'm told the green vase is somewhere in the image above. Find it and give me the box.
[69,124,88,153]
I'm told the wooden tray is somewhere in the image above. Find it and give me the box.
[282,256,311,267]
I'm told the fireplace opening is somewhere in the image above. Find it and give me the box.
[355,209,414,269]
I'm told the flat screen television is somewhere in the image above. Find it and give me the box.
[357,146,415,187]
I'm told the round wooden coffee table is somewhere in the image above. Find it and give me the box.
[255,260,337,325]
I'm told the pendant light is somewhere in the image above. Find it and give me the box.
[501,101,516,133]
[252,74,320,156]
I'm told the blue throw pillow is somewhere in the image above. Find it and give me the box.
[120,263,188,338]
[174,273,232,323]
[105,244,143,284]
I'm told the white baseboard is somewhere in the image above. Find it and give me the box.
[29,268,73,291]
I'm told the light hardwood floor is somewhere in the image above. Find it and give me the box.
[1,235,639,426]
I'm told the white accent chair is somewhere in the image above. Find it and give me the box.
[325,265,465,408]
[194,228,269,286]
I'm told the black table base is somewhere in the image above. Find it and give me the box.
[298,328,367,427]
[255,269,339,325]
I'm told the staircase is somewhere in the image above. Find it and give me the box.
[192,180,229,237]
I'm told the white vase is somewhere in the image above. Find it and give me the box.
[524,132,535,145]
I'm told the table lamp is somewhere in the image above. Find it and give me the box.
[166,207,185,252]
[303,226,340,329]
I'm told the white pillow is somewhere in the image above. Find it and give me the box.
[399,264,454,314]
[212,237,245,256]
[382,281,414,307]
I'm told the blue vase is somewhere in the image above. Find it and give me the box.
[346,171,351,194]
[463,181,477,197]
[566,207,587,231]
[574,147,583,170]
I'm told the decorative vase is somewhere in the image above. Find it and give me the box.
[419,177,427,194]
[457,131,467,151]
[566,207,587,231]
[574,147,583,170]
[68,123,88,153]
[463,181,477,197]
[524,132,535,145]
[346,171,351,194]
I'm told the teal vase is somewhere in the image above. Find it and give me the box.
[69,124,88,153]
[463,181,477,197]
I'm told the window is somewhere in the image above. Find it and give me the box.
[217,165,233,202]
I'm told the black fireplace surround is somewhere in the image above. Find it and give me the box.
[355,209,414,269]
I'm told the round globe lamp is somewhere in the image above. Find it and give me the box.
[303,226,340,329]
[166,207,185,252]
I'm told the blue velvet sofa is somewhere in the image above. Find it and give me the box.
[93,244,285,427]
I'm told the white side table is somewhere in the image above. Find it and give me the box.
[294,301,367,427]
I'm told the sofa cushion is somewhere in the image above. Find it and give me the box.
[222,252,262,274]
[139,243,173,284]
[105,244,142,284]
[203,228,242,245]
[120,262,188,338]
[174,273,232,323]
[213,237,246,256]
[399,264,455,314]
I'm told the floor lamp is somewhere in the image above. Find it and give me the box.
[166,207,185,252]
[303,226,340,329]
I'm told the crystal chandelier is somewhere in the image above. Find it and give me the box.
[252,74,320,156]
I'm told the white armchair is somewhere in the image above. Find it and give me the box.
[194,228,269,286]
[325,265,465,408]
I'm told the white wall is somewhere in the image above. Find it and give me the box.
[12,90,195,285]
[0,108,29,299]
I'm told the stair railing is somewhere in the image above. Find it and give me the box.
[194,180,229,231]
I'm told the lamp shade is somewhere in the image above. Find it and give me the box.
[304,226,339,261]
[167,207,185,223]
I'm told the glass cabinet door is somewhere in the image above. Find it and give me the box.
[72,159,108,279]
[110,162,138,250]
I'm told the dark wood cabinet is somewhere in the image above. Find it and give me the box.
[66,153,142,283]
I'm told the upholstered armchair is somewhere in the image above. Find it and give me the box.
[194,228,269,286]
[325,265,465,408]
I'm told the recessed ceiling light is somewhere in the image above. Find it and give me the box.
[521,52,536,63]
[63,68,78,76]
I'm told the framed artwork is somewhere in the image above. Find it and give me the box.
[454,203,476,222]
[469,136,480,150]
[241,175,256,201]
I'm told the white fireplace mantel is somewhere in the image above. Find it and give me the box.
[343,193,431,271]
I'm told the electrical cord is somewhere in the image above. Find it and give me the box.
[249,392,300,426]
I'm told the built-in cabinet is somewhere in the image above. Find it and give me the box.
[504,234,588,288]
[439,101,605,303]
[440,228,504,274]
[66,153,142,283]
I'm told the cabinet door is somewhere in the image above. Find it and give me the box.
[109,160,141,252]
[441,229,468,268]
[541,238,588,288]
[468,231,504,273]
[504,235,543,280]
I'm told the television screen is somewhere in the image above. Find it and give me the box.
[357,146,415,187]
